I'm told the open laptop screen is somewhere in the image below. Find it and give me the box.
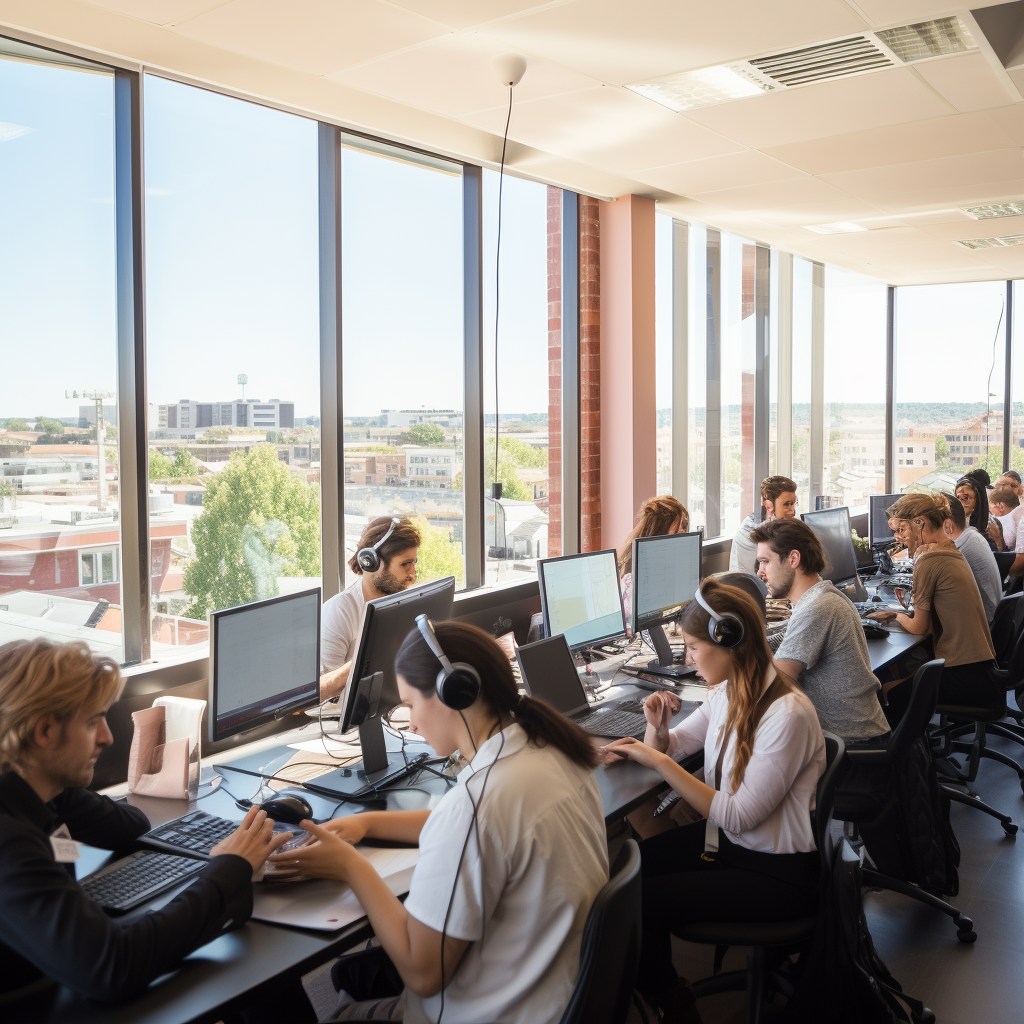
[515,634,588,716]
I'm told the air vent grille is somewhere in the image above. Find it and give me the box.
[749,36,893,87]
[955,235,1024,250]
[962,202,1024,221]
[876,16,973,63]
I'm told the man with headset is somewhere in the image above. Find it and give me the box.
[320,516,421,700]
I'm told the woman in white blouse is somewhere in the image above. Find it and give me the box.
[605,579,825,1024]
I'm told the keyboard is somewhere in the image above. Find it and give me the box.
[883,573,913,590]
[572,701,648,739]
[142,810,238,856]
[80,850,205,913]
[766,622,788,653]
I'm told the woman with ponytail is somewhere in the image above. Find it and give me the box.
[270,621,607,1024]
[618,496,690,627]
[604,580,825,1024]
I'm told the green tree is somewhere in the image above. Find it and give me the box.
[412,516,464,584]
[36,417,64,435]
[485,436,547,469]
[183,446,320,617]
[405,423,446,447]
[149,449,174,479]
[933,433,951,470]
[173,448,198,477]
[3,418,28,431]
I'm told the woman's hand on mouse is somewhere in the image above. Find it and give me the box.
[268,820,363,882]
[211,806,293,877]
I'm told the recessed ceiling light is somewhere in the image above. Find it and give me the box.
[876,16,974,63]
[954,234,1024,250]
[803,222,867,234]
[961,202,1024,220]
[0,122,33,142]
[626,64,775,112]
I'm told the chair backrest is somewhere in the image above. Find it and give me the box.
[558,839,642,1024]
[990,593,1023,667]
[995,550,1016,581]
[889,658,944,760]
[814,733,846,875]
[1004,623,1024,687]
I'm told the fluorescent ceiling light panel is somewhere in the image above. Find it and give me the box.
[876,16,974,63]
[626,64,775,112]
[954,234,1024,250]
[803,222,867,234]
[0,121,33,142]
[961,202,1024,220]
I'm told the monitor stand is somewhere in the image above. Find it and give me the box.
[641,624,696,679]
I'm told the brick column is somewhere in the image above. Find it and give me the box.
[598,195,656,554]
[580,195,602,552]
[546,187,563,557]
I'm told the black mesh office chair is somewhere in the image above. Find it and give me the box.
[557,838,642,1024]
[675,734,845,1024]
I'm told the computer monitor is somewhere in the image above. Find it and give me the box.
[538,549,626,651]
[869,493,901,547]
[801,506,868,602]
[208,589,321,743]
[631,532,702,678]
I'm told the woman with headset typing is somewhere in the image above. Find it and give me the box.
[269,619,608,1023]
[604,580,825,1024]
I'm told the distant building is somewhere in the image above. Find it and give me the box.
[943,413,1002,469]
[156,398,295,437]
[404,446,460,488]
[78,404,117,428]
[381,409,462,431]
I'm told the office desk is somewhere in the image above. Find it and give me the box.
[866,628,928,674]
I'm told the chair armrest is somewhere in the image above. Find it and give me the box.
[845,748,891,766]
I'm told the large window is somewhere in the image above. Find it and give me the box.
[341,140,464,589]
[791,258,814,513]
[483,173,554,583]
[688,224,708,533]
[144,77,320,654]
[0,43,123,658]
[823,267,888,509]
[655,214,673,496]
[895,282,1006,493]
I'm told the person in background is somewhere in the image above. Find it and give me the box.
[751,518,889,743]
[869,493,995,717]
[955,476,993,549]
[965,468,992,492]
[886,498,922,559]
[604,581,824,1024]
[942,493,1002,622]
[730,476,798,575]
[997,470,1023,500]
[986,488,1020,551]
[0,640,288,1007]
[320,517,421,700]
[618,496,690,629]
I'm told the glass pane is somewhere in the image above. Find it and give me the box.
[688,224,707,533]
[483,172,554,582]
[823,267,888,512]
[342,140,464,589]
[101,550,115,584]
[0,46,123,659]
[144,76,321,656]
[81,554,96,587]
[895,282,1006,492]
[791,258,813,512]
[655,214,673,496]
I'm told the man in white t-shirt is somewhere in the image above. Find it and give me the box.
[319,517,420,699]
[987,487,1021,551]
[729,475,798,574]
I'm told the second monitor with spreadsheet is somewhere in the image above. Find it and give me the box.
[538,549,626,650]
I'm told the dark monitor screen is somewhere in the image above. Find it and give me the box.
[515,634,588,716]
[538,549,626,650]
[801,507,859,585]
[209,588,321,742]
[869,493,901,546]
[339,575,456,732]
[632,532,702,632]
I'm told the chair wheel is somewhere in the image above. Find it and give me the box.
[956,915,976,943]
[957,929,978,943]
[1003,822,1019,836]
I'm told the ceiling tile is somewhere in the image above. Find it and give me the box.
[690,175,851,211]
[760,111,1014,175]
[631,150,800,195]
[173,0,447,77]
[983,103,1024,144]
[820,149,1024,199]
[330,35,598,116]
[461,86,744,173]
[386,1,564,31]
[852,0,1007,27]
[484,0,866,86]
[754,199,886,226]
[683,68,952,150]
[915,213,1024,240]
[914,52,1016,113]
[869,177,1024,213]
[79,0,228,24]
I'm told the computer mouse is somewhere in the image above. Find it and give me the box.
[871,595,882,602]
[258,793,314,826]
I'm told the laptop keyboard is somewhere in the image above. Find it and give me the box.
[80,850,205,913]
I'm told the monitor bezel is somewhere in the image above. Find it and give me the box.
[208,587,322,744]
[537,548,626,651]
[869,492,901,547]
[631,531,703,633]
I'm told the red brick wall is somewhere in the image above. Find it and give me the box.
[547,186,563,557]
[580,195,601,551]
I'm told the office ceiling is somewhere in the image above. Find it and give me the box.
[6,0,1024,284]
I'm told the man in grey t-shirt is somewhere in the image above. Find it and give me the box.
[750,518,890,742]
[944,491,1001,623]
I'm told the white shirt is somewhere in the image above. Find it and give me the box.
[320,578,365,672]
[403,723,608,1024]
[996,510,1019,550]
[667,678,825,854]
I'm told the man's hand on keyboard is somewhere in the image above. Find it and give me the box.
[211,807,293,877]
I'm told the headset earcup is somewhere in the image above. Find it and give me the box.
[356,547,380,574]
[436,663,481,710]
[712,614,745,649]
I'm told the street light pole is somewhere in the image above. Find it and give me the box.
[66,390,116,511]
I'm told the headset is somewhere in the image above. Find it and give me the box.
[694,587,745,648]
[355,516,401,574]
[415,614,482,711]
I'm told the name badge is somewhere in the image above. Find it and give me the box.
[49,824,80,864]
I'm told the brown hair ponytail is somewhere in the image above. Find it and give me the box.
[618,495,690,575]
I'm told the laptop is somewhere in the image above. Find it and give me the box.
[515,634,648,739]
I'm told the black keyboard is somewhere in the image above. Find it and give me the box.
[573,705,647,739]
[884,573,913,590]
[80,851,205,913]
[142,810,240,857]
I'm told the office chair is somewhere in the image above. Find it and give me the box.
[674,733,844,1024]
[836,660,978,942]
[557,838,642,1024]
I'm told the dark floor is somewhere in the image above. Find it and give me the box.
[672,727,1024,1024]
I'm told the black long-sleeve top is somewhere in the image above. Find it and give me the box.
[0,770,254,1003]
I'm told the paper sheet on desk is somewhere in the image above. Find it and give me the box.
[251,846,420,931]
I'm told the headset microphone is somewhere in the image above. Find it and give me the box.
[356,516,400,574]
[694,588,745,648]
[415,614,481,711]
